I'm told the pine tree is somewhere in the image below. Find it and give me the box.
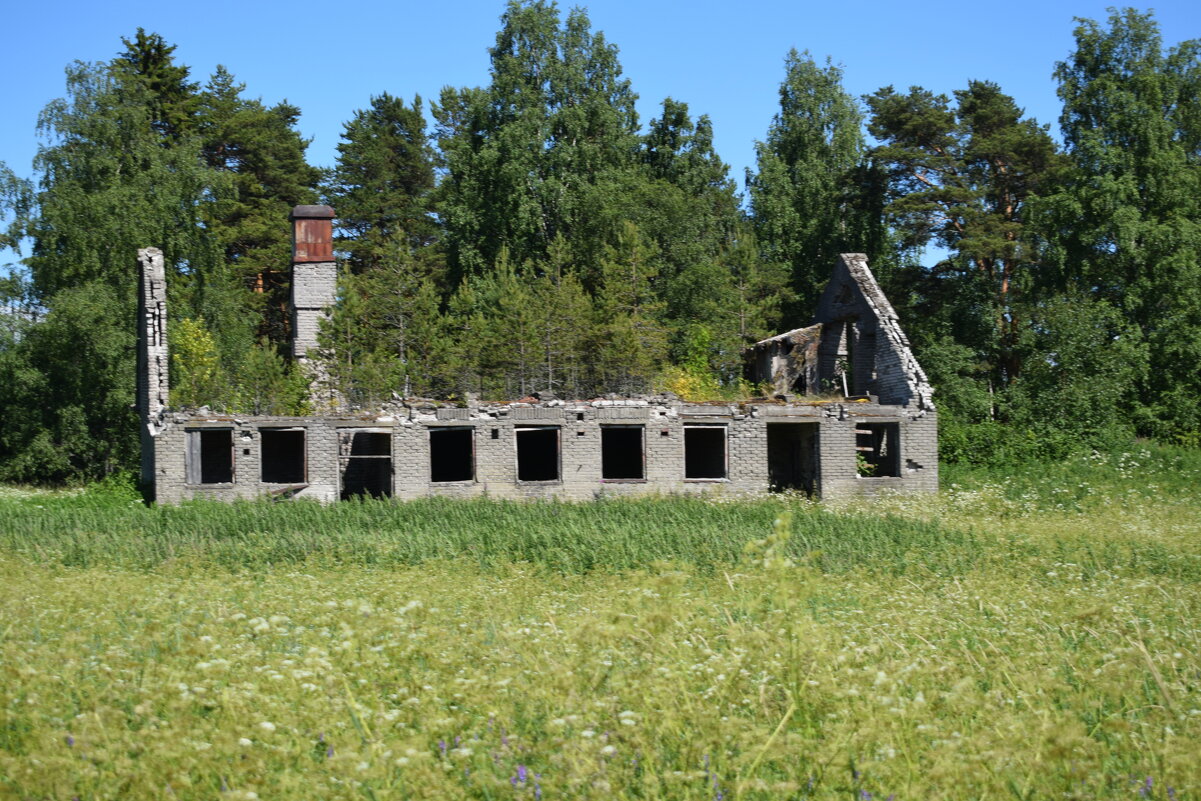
[866,80,1064,387]
[197,66,322,345]
[327,93,437,275]
[591,222,668,393]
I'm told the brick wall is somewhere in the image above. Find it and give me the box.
[152,400,937,504]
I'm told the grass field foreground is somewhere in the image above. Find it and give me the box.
[1,445,1199,799]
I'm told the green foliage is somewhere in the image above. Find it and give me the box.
[170,317,227,409]
[866,79,1064,387]
[0,31,322,481]
[749,51,872,317]
[327,93,438,274]
[1040,8,1201,438]
[231,338,311,416]
[434,0,640,279]
[0,282,136,482]
[198,66,321,344]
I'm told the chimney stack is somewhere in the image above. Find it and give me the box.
[290,205,337,364]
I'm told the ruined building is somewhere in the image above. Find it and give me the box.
[138,207,937,503]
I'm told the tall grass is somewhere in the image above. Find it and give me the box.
[0,492,1196,580]
[1,444,1199,799]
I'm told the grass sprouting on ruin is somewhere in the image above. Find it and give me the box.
[2,444,1200,799]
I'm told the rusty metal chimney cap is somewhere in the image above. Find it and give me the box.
[290,205,335,220]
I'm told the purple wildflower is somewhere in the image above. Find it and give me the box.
[534,773,542,800]
[438,739,448,756]
[326,745,334,759]
[65,735,74,747]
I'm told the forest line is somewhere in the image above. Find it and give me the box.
[1,3,1198,483]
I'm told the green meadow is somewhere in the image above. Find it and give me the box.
[2,446,1199,800]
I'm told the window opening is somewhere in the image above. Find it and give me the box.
[767,423,817,495]
[684,425,726,480]
[340,431,393,500]
[261,428,306,484]
[430,427,474,483]
[186,429,234,484]
[856,423,900,477]
[516,427,559,481]
[601,426,644,480]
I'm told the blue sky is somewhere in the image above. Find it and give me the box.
[1,0,1197,266]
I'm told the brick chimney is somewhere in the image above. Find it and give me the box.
[289,205,337,363]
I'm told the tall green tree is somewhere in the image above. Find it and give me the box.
[111,28,198,141]
[433,0,640,281]
[0,32,321,480]
[866,80,1063,387]
[1043,8,1201,437]
[0,55,224,480]
[327,93,438,275]
[749,51,869,318]
[197,66,322,345]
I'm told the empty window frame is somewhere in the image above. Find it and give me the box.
[684,425,727,480]
[601,425,644,480]
[186,429,234,485]
[855,422,900,478]
[430,427,474,483]
[516,426,560,482]
[340,430,393,500]
[260,428,306,484]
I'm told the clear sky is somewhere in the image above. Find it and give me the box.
[1,0,1198,266]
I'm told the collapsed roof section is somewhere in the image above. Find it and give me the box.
[746,253,934,411]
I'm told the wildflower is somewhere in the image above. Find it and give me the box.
[239,738,253,747]
[258,721,276,733]
[600,745,616,756]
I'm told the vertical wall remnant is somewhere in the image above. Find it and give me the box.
[137,247,169,500]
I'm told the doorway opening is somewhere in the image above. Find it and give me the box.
[767,422,818,494]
